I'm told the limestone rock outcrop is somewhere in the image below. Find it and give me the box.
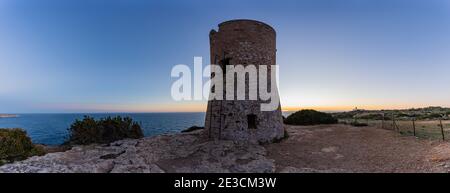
[0,130,275,173]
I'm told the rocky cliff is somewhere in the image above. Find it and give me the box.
[0,130,274,173]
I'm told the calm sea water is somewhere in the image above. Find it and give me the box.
[0,111,297,145]
[0,113,206,145]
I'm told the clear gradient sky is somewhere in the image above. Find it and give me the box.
[1,0,450,113]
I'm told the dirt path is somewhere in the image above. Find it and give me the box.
[265,124,450,173]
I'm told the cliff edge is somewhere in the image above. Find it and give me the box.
[0,130,274,173]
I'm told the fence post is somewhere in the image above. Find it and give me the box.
[382,113,385,129]
[392,114,395,131]
[412,118,416,137]
[392,114,400,132]
[440,118,445,141]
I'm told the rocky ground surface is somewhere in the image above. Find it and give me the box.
[0,130,273,173]
[266,124,449,173]
[2,124,450,173]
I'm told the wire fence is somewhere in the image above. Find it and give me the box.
[340,115,450,141]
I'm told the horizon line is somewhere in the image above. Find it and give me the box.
[3,105,449,114]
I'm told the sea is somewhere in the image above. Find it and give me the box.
[0,112,295,145]
[0,113,206,145]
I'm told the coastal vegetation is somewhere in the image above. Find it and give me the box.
[332,106,450,121]
[333,107,450,140]
[349,122,369,127]
[0,128,45,165]
[65,116,144,145]
[284,110,338,125]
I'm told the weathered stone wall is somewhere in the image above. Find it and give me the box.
[205,20,284,143]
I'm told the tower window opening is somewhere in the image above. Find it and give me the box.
[220,58,231,74]
[247,114,257,129]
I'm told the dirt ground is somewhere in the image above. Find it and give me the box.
[265,124,450,173]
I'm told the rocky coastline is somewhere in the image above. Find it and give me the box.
[0,130,275,173]
[3,123,449,173]
[0,114,18,118]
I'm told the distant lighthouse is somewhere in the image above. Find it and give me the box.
[204,19,284,143]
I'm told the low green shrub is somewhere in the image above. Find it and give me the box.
[419,113,444,120]
[350,122,369,127]
[0,128,45,165]
[358,114,391,120]
[65,116,144,145]
[284,110,338,125]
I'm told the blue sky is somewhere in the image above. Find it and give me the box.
[1,0,450,113]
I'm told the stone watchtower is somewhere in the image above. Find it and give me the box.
[204,19,284,143]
